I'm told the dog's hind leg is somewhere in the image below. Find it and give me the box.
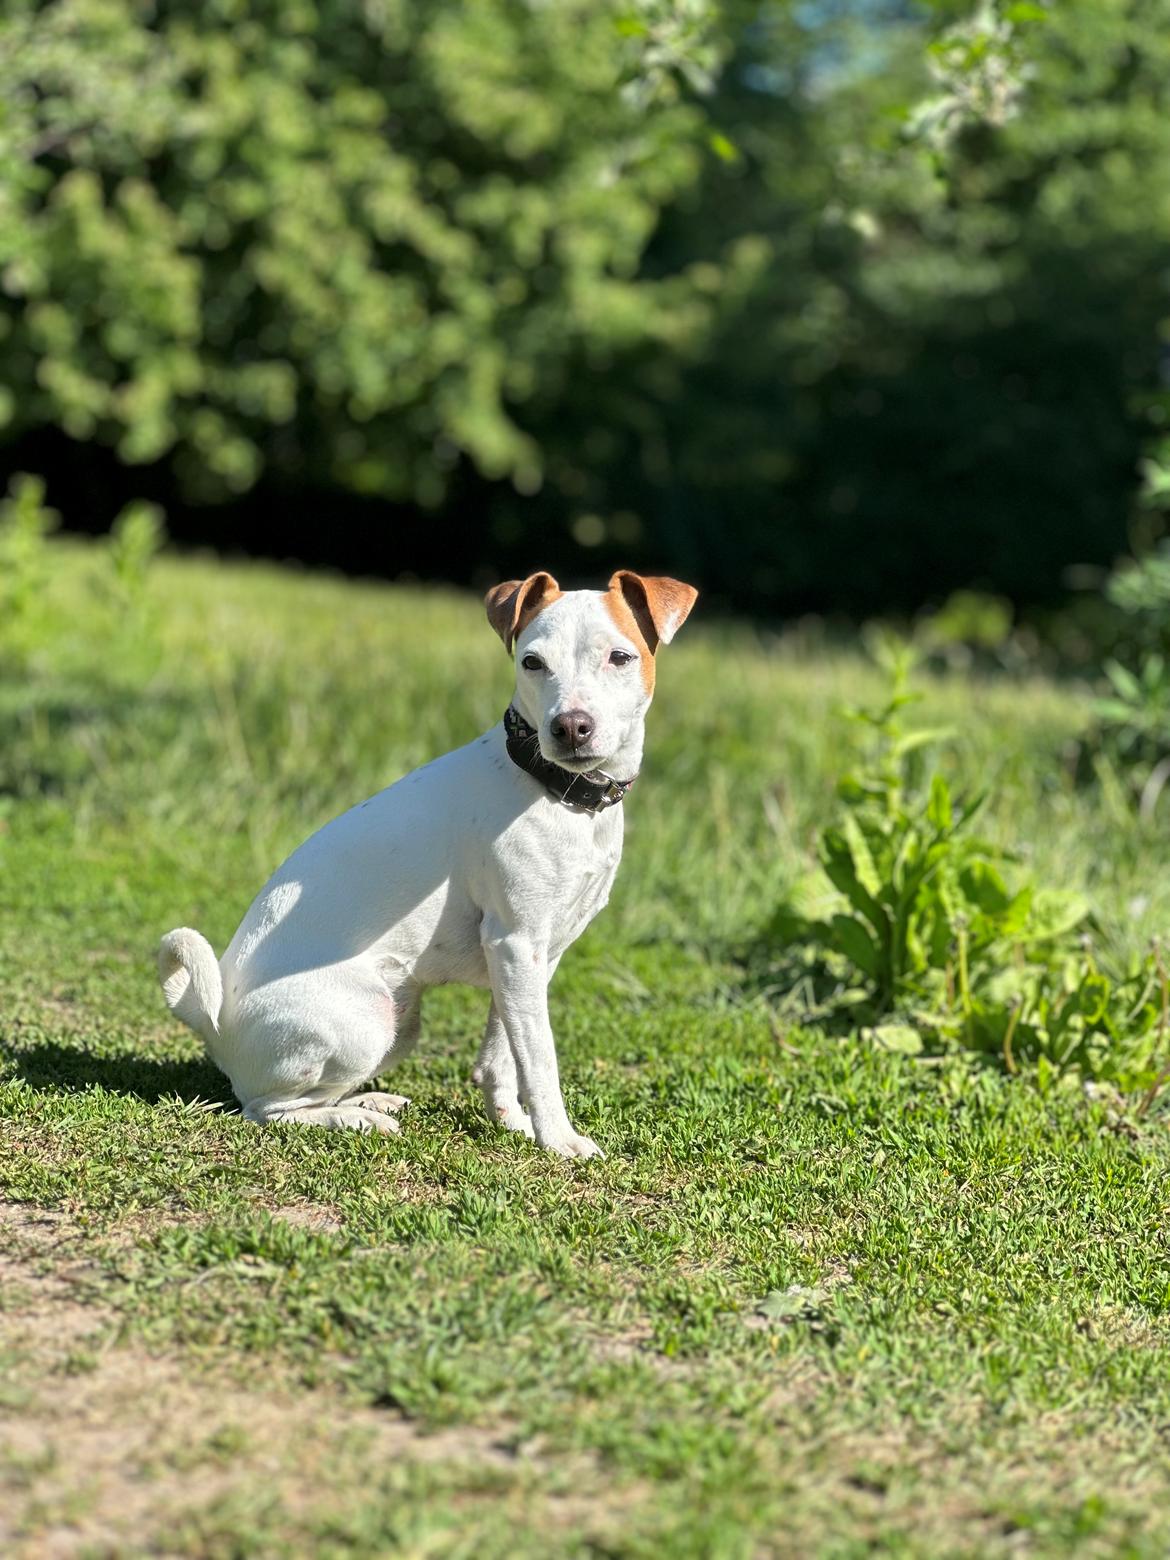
[228,969,407,1135]
[339,983,417,1116]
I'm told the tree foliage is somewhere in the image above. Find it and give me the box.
[2,1,1169,613]
[622,0,1170,611]
[0,0,720,502]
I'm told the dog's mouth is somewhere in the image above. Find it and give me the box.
[542,745,611,773]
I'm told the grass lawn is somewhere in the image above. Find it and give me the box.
[5,542,1170,1557]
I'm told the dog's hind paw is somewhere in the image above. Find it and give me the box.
[338,1106,402,1134]
[346,1091,410,1115]
[260,1103,402,1133]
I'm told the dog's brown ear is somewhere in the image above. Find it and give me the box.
[608,571,698,653]
[484,572,562,653]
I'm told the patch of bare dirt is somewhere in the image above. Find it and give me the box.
[1,1349,526,1558]
[0,1204,107,1368]
[267,1202,346,1234]
[0,1200,636,1559]
[1075,1303,1170,1349]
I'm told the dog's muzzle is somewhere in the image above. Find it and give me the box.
[503,706,636,813]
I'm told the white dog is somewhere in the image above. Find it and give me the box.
[158,569,697,1159]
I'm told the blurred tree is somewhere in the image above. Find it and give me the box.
[0,0,722,502]
[551,0,1170,612]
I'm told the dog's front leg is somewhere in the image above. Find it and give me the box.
[481,920,602,1160]
[474,1000,535,1139]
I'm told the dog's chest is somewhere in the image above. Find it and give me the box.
[544,820,623,958]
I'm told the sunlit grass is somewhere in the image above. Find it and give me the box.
[4,541,1170,1556]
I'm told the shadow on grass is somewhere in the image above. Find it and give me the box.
[0,678,197,802]
[733,935,876,1041]
[735,937,1022,1080]
[3,1040,230,1106]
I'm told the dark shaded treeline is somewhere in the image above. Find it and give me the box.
[13,242,1148,623]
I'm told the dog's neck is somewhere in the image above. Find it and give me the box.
[503,707,639,813]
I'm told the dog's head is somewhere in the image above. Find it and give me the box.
[485,570,698,773]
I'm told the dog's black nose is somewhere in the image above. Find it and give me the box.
[550,709,595,750]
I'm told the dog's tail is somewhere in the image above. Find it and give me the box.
[158,928,223,1041]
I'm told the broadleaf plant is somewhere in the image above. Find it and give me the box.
[772,642,1168,1084]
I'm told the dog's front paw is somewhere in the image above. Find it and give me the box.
[538,1129,605,1160]
[494,1101,536,1139]
[479,1083,536,1139]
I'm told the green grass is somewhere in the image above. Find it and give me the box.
[4,542,1170,1556]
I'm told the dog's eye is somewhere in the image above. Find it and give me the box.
[521,654,545,672]
[609,649,636,667]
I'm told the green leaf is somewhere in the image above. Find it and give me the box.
[835,774,867,803]
[954,791,989,830]
[997,885,1035,934]
[754,1286,829,1321]
[892,727,954,758]
[958,859,1012,914]
[926,773,952,831]
[868,1023,924,1054]
[1023,890,1090,942]
[708,131,741,163]
[842,813,883,899]
[831,914,882,978]
[1076,972,1112,1026]
[1092,699,1143,724]
[822,829,874,914]
[1104,660,1142,703]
